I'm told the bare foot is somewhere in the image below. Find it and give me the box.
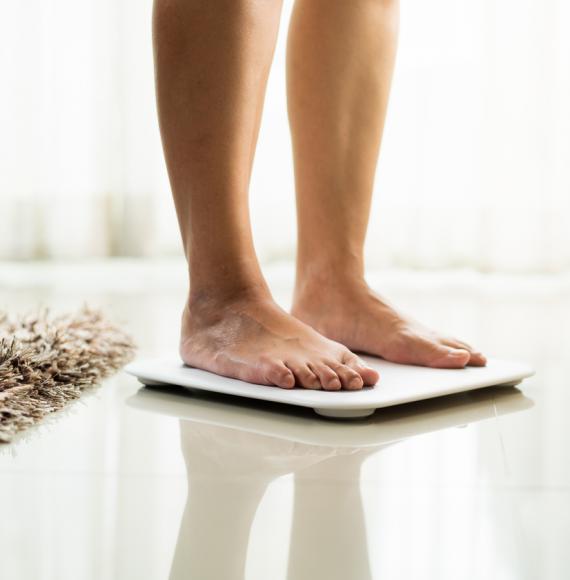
[179,291,379,390]
[292,278,486,369]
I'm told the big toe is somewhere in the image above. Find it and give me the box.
[442,339,487,367]
[359,365,380,386]
[467,351,487,366]
[428,346,471,369]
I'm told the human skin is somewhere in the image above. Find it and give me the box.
[152,0,485,391]
[288,0,486,368]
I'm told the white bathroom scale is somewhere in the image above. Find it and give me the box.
[124,355,534,419]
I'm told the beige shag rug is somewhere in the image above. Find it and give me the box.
[0,305,136,443]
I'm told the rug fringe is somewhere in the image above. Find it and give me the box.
[0,305,136,443]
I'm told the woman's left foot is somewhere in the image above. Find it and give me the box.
[292,278,486,369]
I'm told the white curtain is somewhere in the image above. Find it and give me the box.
[1,0,569,272]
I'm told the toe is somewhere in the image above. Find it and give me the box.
[311,362,342,391]
[468,352,487,366]
[442,339,487,367]
[344,353,379,386]
[285,361,321,389]
[264,361,295,389]
[328,361,363,390]
[428,345,471,369]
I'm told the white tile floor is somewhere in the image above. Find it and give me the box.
[0,259,569,580]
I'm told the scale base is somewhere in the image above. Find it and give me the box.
[130,358,533,421]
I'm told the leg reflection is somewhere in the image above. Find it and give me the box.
[170,420,379,580]
[170,421,294,580]
[288,451,374,580]
[170,477,269,580]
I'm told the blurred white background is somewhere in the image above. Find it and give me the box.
[1,5,569,578]
[1,0,569,272]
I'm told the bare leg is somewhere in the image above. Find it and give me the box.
[287,0,485,368]
[153,0,378,389]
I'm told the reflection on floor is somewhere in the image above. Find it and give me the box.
[0,259,568,580]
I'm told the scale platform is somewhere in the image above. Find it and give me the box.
[124,355,534,419]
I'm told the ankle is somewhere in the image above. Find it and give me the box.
[294,261,368,302]
[187,279,272,313]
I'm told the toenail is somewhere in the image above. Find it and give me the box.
[349,377,362,389]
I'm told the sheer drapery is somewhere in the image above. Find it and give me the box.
[1,0,569,272]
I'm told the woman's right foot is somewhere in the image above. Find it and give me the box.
[179,291,379,390]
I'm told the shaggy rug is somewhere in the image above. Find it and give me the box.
[0,305,136,443]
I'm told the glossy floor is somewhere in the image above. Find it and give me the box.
[1,260,569,580]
